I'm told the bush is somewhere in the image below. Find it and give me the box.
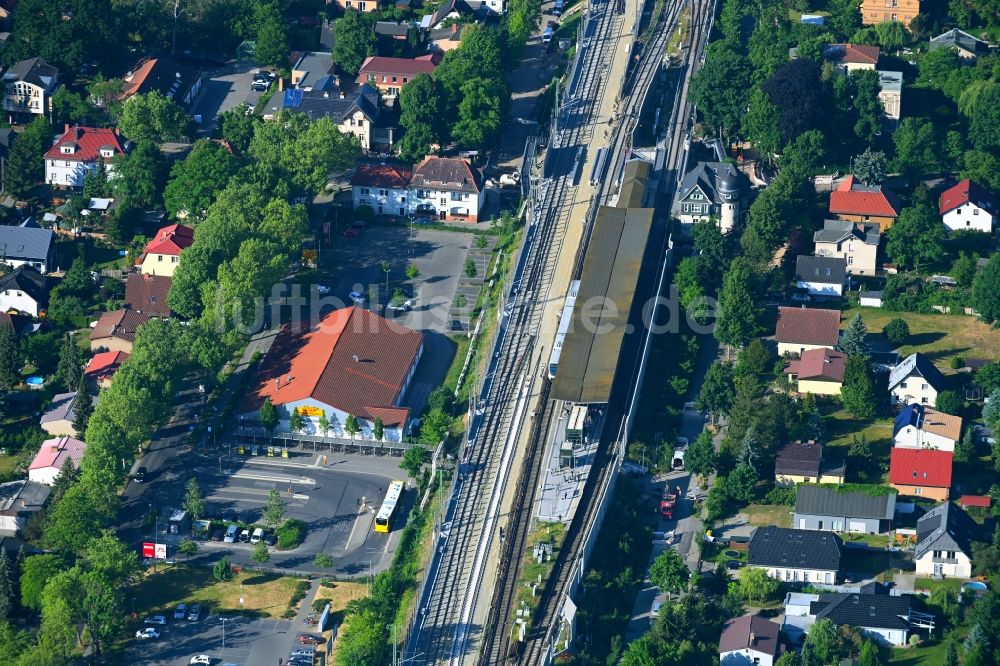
[312,597,329,612]
[950,356,964,370]
[213,556,233,581]
[313,552,334,568]
[883,318,910,344]
[276,519,307,550]
[762,487,796,506]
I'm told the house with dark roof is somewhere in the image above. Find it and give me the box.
[793,485,896,534]
[351,162,413,217]
[121,56,202,106]
[124,274,173,317]
[89,308,150,354]
[915,502,978,578]
[138,224,194,277]
[40,390,93,437]
[239,307,424,442]
[893,404,962,452]
[747,526,842,585]
[774,441,845,487]
[409,156,484,222]
[823,43,880,71]
[290,51,335,90]
[939,179,995,234]
[795,255,847,297]
[929,28,990,60]
[784,589,913,647]
[0,265,50,316]
[889,448,953,501]
[2,57,59,116]
[888,353,947,407]
[44,125,127,188]
[0,226,56,274]
[785,348,847,395]
[829,176,902,231]
[0,479,50,536]
[265,83,379,151]
[774,306,840,356]
[674,161,750,233]
[813,219,880,276]
[357,53,440,99]
[719,614,782,666]
[0,311,33,337]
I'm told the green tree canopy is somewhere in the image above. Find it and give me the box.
[886,201,945,271]
[3,116,51,197]
[333,11,377,76]
[163,139,240,219]
[690,41,753,137]
[648,550,689,598]
[117,91,191,143]
[973,254,1000,323]
[715,258,760,347]
[841,354,877,418]
[111,140,168,209]
[838,314,871,358]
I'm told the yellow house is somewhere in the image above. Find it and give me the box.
[774,307,841,357]
[774,441,847,487]
[862,0,920,26]
[138,224,193,277]
[785,348,847,396]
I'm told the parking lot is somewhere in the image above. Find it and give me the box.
[190,63,268,132]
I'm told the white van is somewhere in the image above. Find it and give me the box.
[251,527,264,544]
[553,0,563,15]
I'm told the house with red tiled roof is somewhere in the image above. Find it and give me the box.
[785,348,846,395]
[939,179,996,234]
[829,176,902,231]
[121,56,202,106]
[823,43,880,72]
[44,125,127,188]
[28,436,86,486]
[239,307,424,442]
[351,162,413,217]
[774,306,841,356]
[138,224,194,277]
[124,273,173,317]
[357,53,440,99]
[89,308,150,353]
[889,448,953,501]
[84,350,129,388]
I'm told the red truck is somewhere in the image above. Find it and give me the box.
[659,490,677,519]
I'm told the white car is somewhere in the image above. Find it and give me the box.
[136,627,160,639]
[190,656,212,665]
[349,291,366,306]
[144,615,167,626]
[317,285,332,296]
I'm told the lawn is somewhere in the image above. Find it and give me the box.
[890,635,961,666]
[843,306,1000,365]
[821,405,893,482]
[315,579,368,614]
[744,504,792,528]
[132,566,305,620]
[914,577,965,596]
[0,454,18,478]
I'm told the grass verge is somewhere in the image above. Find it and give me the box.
[843,306,1000,364]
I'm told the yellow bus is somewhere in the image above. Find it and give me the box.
[374,480,405,533]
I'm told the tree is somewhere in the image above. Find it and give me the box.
[838,314,871,359]
[406,264,421,281]
[727,463,757,504]
[71,375,94,436]
[0,326,19,390]
[736,566,779,603]
[398,73,444,155]
[893,118,942,182]
[289,409,304,435]
[259,398,278,433]
[19,554,64,611]
[112,140,168,208]
[401,445,428,478]
[762,58,827,145]
[805,618,843,663]
[744,86,782,160]
[178,539,198,560]
[397,122,438,165]
[333,11,377,76]
[886,202,945,271]
[219,108,259,152]
[263,488,286,530]
[648,550,689,599]
[3,116,50,197]
[684,432,716,483]
[849,434,873,462]
[213,556,233,581]
[972,254,1000,323]
[251,0,288,68]
[251,539,270,565]
[943,635,959,666]
[969,80,1000,152]
[464,257,478,278]
[715,258,759,348]
[54,333,82,391]
[689,41,753,138]
[183,477,205,520]
[954,428,976,464]
[853,148,887,186]
[873,21,908,49]
[697,362,735,414]
[163,140,239,219]
[314,553,334,568]
[842,355,877,418]
[0,550,13,619]
[318,412,330,437]
[883,318,910,345]
[936,390,964,416]
[3,0,121,72]
[452,77,504,150]
[373,417,384,442]
[739,339,772,376]
[344,414,360,439]
[952,252,978,289]
[117,91,191,143]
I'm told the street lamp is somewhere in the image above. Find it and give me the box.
[221,617,228,649]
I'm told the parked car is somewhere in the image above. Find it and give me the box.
[298,634,323,645]
[409,214,434,225]
[224,524,238,543]
[263,532,278,546]
[187,603,202,621]
[317,285,332,296]
[174,603,187,620]
[650,599,662,616]
[238,529,251,543]
[251,527,264,544]
[134,466,147,482]
[144,615,167,626]
[209,527,224,541]
[387,299,413,313]
[789,291,811,303]
[136,627,160,639]
[349,291,366,306]
[290,648,315,657]
[250,79,269,91]
[190,656,211,665]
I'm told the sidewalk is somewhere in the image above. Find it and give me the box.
[246,578,323,666]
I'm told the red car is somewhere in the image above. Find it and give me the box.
[298,634,323,645]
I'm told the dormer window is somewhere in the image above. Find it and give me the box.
[61,144,76,154]
[99,147,115,158]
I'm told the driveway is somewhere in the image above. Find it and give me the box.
[191,63,266,132]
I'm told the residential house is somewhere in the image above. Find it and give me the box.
[357,54,440,100]
[747,526,842,585]
[44,125,126,188]
[0,226,55,273]
[774,441,845,487]
[0,265,49,317]
[774,306,840,356]
[719,614,782,666]
[428,23,463,53]
[1,57,59,116]
[464,0,506,14]
[877,71,903,129]
[823,43,880,72]
[862,0,920,26]
[332,0,379,11]
[291,52,335,90]
[375,21,413,40]
[795,256,847,297]
[893,404,962,452]
[138,224,194,277]
[351,162,413,217]
[939,179,995,234]
[28,436,86,485]
[829,175,902,230]
[39,391,91,437]
[674,161,750,233]
[409,156,484,222]
[813,220,880,276]
[121,56,202,106]
[0,311,33,337]
[785,348,847,395]
[888,353,947,406]
[239,307,424,442]
[889,448,953,501]
[0,480,50,536]
[265,84,379,151]
[783,589,913,647]
[793,485,896,534]
[914,502,977,578]
[124,274,173,317]
[929,28,990,59]
[89,308,150,353]
[84,350,129,389]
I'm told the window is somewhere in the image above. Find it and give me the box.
[379,189,388,196]
[361,188,370,195]
[691,192,702,200]
[391,76,397,83]
[172,256,178,263]
[922,383,929,390]
[848,243,855,251]
[921,397,928,404]
[682,203,691,213]
[833,520,843,531]
[974,208,979,215]
[847,256,854,265]
[900,381,907,389]
[440,198,447,205]
[947,551,956,559]
[158,255,163,262]
[891,12,898,20]
[933,550,941,558]
[915,487,922,495]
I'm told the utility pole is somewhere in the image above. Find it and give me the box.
[387,624,398,666]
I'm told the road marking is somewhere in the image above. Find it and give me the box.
[344,507,367,552]
[208,487,310,501]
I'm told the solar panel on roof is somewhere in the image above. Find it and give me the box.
[284,89,303,108]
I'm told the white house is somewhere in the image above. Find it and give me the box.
[888,353,947,407]
[408,156,484,222]
[351,162,413,217]
[0,265,50,317]
[747,526,842,585]
[893,404,962,452]
[1,58,59,116]
[939,178,995,234]
[44,125,126,188]
[795,255,847,297]
[0,480,50,536]
[674,161,750,233]
[28,436,87,486]
[719,614,781,666]
[782,589,912,647]
[0,226,56,274]
[914,502,977,578]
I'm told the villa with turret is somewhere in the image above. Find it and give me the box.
[675,161,750,233]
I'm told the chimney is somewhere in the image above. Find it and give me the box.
[323,91,329,98]
[64,123,70,133]
[274,378,280,389]
[339,91,345,99]
[278,77,285,91]
[749,632,756,646]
